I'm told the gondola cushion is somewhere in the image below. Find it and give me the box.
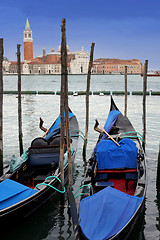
[95,138,138,170]
[29,146,60,167]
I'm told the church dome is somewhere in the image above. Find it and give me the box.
[58,45,70,52]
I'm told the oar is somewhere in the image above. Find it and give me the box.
[94,119,121,147]
[68,190,82,240]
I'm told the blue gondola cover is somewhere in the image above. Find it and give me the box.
[45,112,74,140]
[95,138,138,170]
[79,187,143,240]
[0,179,38,210]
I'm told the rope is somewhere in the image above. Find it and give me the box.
[70,134,87,143]
[74,193,90,199]
[121,131,143,138]
[74,184,91,197]
[121,135,146,144]
[71,130,85,137]
[67,184,92,207]
[35,176,66,194]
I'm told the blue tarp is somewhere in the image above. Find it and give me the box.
[0,179,37,210]
[45,112,74,140]
[95,138,138,170]
[102,109,121,140]
[79,187,143,240]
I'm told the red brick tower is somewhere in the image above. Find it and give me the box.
[23,16,33,60]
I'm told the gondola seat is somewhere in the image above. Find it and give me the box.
[95,181,114,190]
[125,172,137,190]
[95,173,108,181]
[31,137,49,147]
[29,146,60,166]
[29,136,66,169]
[28,145,61,176]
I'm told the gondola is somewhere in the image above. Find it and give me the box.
[0,108,79,230]
[69,96,146,240]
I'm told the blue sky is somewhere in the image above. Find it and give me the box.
[1,0,160,69]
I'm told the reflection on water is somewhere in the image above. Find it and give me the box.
[1,75,160,239]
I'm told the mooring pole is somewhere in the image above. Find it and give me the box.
[142,60,148,151]
[61,19,72,190]
[124,66,127,117]
[60,19,66,191]
[156,144,160,189]
[83,42,95,160]
[0,39,3,176]
[17,44,23,156]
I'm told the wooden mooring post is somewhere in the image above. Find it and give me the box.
[83,42,95,160]
[156,144,160,189]
[61,18,72,190]
[142,60,148,151]
[17,44,23,156]
[0,38,3,176]
[124,66,127,117]
[60,19,66,191]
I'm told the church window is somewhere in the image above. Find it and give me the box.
[25,34,27,38]
[29,34,31,38]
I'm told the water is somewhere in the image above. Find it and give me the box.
[1,75,160,240]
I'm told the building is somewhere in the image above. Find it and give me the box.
[3,16,143,75]
[6,16,89,75]
[23,16,33,61]
[92,58,143,74]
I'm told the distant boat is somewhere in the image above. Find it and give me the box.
[141,71,160,77]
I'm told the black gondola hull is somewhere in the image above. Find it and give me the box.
[72,97,147,240]
[0,112,79,233]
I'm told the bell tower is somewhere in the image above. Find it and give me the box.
[23,15,33,60]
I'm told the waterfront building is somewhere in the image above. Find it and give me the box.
[3,16,143,75]
[70,47,89,74]
[92,58,143,74]
[2,58,11,73]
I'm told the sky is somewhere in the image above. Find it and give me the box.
[1,0,160,70]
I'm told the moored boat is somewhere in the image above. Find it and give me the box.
[0,108,79,231]
[141,71,160,77]
[69,96,146,240]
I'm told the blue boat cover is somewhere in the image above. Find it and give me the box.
[102,109,121,140]
[0,179,37,210]
[45,112,74,140]
[95,138,138,170]
[79,187,143,240]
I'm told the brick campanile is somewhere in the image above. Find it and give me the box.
[23,16,33,60]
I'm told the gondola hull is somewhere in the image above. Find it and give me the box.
[0,159,69,229]
[0,110,79,232]
[69,97,146,240]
